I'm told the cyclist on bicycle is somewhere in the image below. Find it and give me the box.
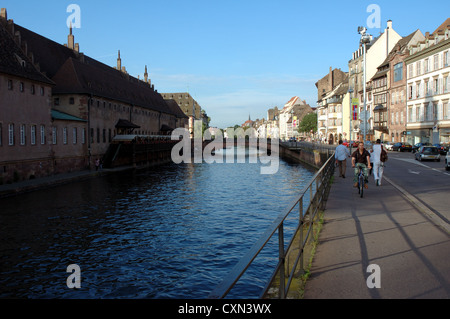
[351,142,372,189]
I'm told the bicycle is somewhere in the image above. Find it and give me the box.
[357,166,365,198]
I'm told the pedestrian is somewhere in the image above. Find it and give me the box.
[95,158,100,171]
[335,140,350,178]
[370,139,384,186]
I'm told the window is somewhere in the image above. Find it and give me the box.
[425,59,429,73]
[416,61,421,76]
[400,111,404,124]
[90,128,94,144]
[73,128,77,144]
[408,106,413,123]
[8,124,14,145]
[63,127,67,144]
[19,82,24,92]
[82,128,86,144]
[102,129,106,143]
[434,78,439,94]
[445,51,449,67]
[54,98,60,106]
[0,123,2,146]
[20,124,26,145]
[40,125,46,145]
[426,104,432,121]
[444,102,449,120]
[434,54,439,70]
[31,125,36,145]
[7,79,13,90]
[394,63,403,82]
[408,64,413,78]
[31,85,35,95]
[69,97,75,105]
[52,127,57,145]
[40,87,45,96]
[97,128,100,143]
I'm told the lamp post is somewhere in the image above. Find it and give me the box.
[348,87,354,153]
[358,26,371,144]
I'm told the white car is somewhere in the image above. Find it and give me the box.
[445,151,450,171]
[384,142,394,151]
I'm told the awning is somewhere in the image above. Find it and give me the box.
[373,104,386,111]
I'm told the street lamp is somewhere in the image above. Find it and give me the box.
[348,87,354,153]
[358,26,371,144]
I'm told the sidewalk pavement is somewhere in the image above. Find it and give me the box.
[303,159,450,299]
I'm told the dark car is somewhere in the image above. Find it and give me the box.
[392,142,413,152]
[432,144,447,155]
[412,142,431,153]
[415,146,440,162]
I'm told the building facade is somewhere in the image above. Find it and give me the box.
[348,20,402,142]
[315,67,348,143]
[405,19,450,144]
[385,30,425,143]
[0,8,190,182]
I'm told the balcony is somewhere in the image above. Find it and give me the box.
[326,97,343,104]
[373,122,389,133]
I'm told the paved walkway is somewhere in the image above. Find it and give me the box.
[303,159,450,299]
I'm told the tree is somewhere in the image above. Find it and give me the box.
[298,112,317,134]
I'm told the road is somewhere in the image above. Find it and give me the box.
[382,149,450,227]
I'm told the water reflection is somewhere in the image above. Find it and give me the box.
[0,151,315,298]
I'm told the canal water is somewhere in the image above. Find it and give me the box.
[0,148,316,299]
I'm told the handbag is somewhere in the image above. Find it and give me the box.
[380,145,388,162]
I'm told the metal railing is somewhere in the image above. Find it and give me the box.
[208,153,336,299]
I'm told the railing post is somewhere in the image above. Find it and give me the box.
[299,197,304,275]
[278,224,285,299]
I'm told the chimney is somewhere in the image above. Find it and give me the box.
[387,20,392,29]
[144,65,148,83]
[68,24,75,50]
[0,8,7,20]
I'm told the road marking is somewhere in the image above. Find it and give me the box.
[390,157,430,168]
[408,169,420,174]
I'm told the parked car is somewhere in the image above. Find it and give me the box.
[445,151,450,171]
[412,142,431,153]
[432,144,447,155]
[383,142,394,151]
[392,142,413,152]
[415,146,440,162]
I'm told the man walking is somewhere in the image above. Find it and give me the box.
[370,139,384,186]
[335,140,350,178]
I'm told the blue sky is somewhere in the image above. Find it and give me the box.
[2,1,449,128]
